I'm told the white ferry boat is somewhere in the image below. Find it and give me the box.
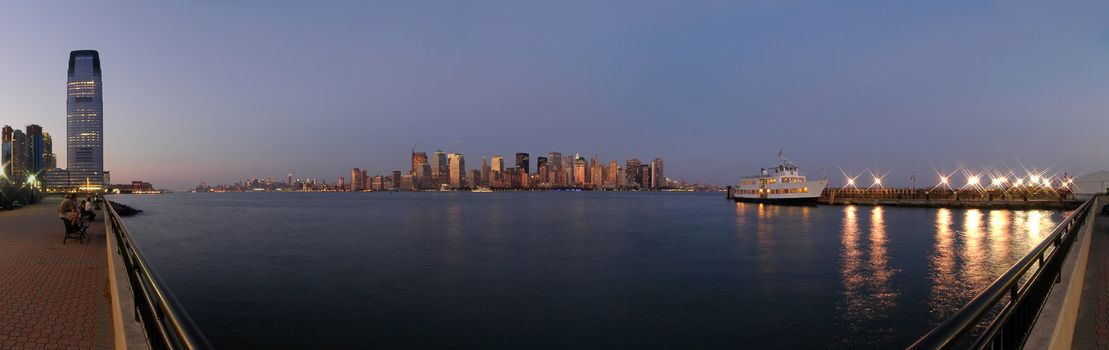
[735,154,827,204]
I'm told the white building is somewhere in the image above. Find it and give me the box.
[1073,170,1109,199]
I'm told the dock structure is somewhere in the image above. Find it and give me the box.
[819,187,1078,209]
[0,198,113,349]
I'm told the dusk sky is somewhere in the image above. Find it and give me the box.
[2,1,1108,189]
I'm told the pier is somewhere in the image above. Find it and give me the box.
[820,188,1078,209]
[0,197,210,350]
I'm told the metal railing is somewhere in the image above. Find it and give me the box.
[906,196,1096,350]
[105,199,214,350]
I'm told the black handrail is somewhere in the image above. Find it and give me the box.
[105,199,214,350]
[906,196,1096,349]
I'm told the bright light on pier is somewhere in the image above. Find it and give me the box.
[967,176,980,187]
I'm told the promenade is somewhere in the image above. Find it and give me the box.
[1075,201,1109,349]
[0,198,113,349]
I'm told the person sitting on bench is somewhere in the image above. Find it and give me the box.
[80,199,96,222]
[58,194,79,225]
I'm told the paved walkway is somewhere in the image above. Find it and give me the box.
[0,198,113,350]
[1075,199,1109,349]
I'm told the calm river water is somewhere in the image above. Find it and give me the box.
[110,192,1061,349]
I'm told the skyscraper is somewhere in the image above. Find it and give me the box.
[515,153,530,175]
[411,152,428,175]
[536,157,549,184]
[448,153,466,189]
[351,168,363,191]
[432,150,447,179]
[626,159,642,188]
[481,156,489,186]
[26,125,43,180]
[491,155,504,182]
[1,126,11,179]
[651,158,665,188]
[67,50,105,186]
[574,156,587,186]
[43,133,56,170]
[11,130,27,183]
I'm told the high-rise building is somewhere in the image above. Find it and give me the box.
[515,153,530,175]
[1,126,11,179]
[11,130,27,183]
[481,156,489,186]
[606,160,618,186]
[651,158,665,188]
[626,159,642,188]
[351,168,363,191]
[490,155,504,181]
[432,150,447,178]
[469,169,481,188]
[448,153,466,189]
[67,50,105,187]
[42,132,56,170]
[537,157,549,184]
[392,171,402,190]
[590,161,603,187]
[26,125,44,181]
[574,156,587,186]
[411,152,428,175]
[640,164,651,189]
[548,152,562,171]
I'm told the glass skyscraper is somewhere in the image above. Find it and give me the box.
[67,50,105,186]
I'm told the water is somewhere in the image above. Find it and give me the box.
[110,192,1061,349]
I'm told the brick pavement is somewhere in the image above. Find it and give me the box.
[0,198,113,350]
[1075,199,1109,349]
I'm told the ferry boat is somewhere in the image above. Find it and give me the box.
[735,154,827,204]
[471,187,493,193]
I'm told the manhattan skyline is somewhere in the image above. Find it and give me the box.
[1,2,1108,189]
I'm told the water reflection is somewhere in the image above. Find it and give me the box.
[839,206,899,344]
[928,209,956,316]
[926,208,1060,321]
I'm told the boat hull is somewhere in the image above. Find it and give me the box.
[734,196,819,205]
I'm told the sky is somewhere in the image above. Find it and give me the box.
[1,1,1108,189]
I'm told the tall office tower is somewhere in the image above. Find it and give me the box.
[11,130,28,182]
[287,172,294,188]
[548,152,562,171]
[651,158,665,188]
[411,152,428,175]
[338,176,345,191]
[574,156,587,186]
[67,50,105,186]
[361,169,369,190]
[481,156,489,186]
[351,168,363,191]
[536,157,548,183]
[392,171,402,190]
[626,159,642,188]
[43,132,56,170]
[26,125,43,179]
[617,167,626,187]
[490,155,504,181]
[1,126,11,178]
[515,153,530,175]
[469,170,481,187]
[590,162,603,187]
[606,160,618,186]
[538,161,549,184]
[432,150,447,178]
[448,153,466,189]
[640,164,651,188]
